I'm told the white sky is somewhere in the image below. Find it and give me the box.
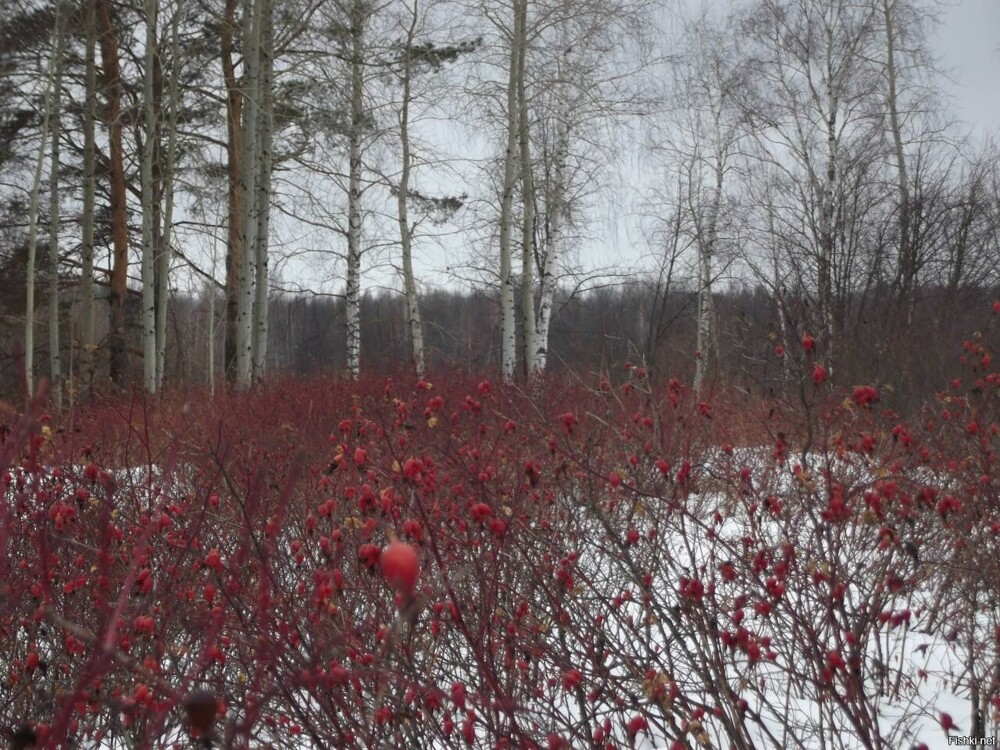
[937,0,1000,133]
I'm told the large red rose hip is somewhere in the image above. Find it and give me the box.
[380,541,419,593]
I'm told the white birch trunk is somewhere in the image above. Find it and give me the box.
[498,0,522,381]
[236,0,262,388]
[25,14,61,396]
[533,29,570,374]
[156,0,184,390]
[344,0,366,381]
[80,0,97,392]
[251,0,273,382]
[693,247,712,394]
[819,30,838,375]
[47,1,67,409]
[694,109,724,395]
[397,0,425,379]
[140,0,158,393]
[515,0,535,377]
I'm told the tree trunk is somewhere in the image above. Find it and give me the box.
[236,0,263,388]
[97,0,130,386]
[498,0,522,381]
[80,0,97,393]
[344,0,367,381]
[694,109,725,395]
[156,0,184,390]
[25,7,62,396]
[818,34,838,375]
[47,1,68,409]
[140,0,158,392]
[221,0,243,382]
[515,0,535,378]
[251,0,273,383]
[397,0,425,379]
[533,29,569,375]
[882,0,914,329]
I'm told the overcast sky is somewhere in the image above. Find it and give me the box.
[937,0,1000,132]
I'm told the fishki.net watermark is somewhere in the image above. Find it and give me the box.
[947,738,999,747]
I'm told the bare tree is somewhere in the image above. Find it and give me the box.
[97,0,131,386]
[79,0,98,392]
[394,0,426,379]
[141,0,159,392]
[666,13,749,394]
[251,0,274,382]
[741,0,882,375]
[497,0,523,381]
[156,0,185,390]
[47,0,68,408]
[24,4,63,396]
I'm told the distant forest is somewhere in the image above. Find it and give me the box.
[1,272,994,415]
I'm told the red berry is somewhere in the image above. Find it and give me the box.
[380,542,419,593]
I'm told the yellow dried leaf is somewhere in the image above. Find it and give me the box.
[427,417,439,428]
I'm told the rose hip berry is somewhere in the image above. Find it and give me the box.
[380,541,420,593]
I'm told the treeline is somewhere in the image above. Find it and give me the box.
[2,278,988,414]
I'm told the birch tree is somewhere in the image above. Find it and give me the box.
[79,0,97,392]
[221,0,243,381]
[24,6,62,396]
[530,22,569,374]
[497,0,523,381]
[251,0,274,382]
[156,0,185,389]
[514,0,535,378]
[141,0,158,392]
[394,0,425,379]
[235,0,263,388]
[47,1,68,408]
[343,0,370,380]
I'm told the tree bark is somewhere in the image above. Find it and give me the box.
[344,0,367,380]
[236,0,263,388]
[397,0,425,379]
[251,0,273,383]
[694,107,725,395]
[80,0,98,393]
[25,6,62,396]
[498,0,522,381]
[818,27,838,375]
[141,0,158,392]
[515,0,535,378]
[156,0,184,390]
[882,0,914,328]
[97,0,131,387]
[221,0,243,382]
[48,1,68,408]
[533,28,569,375]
